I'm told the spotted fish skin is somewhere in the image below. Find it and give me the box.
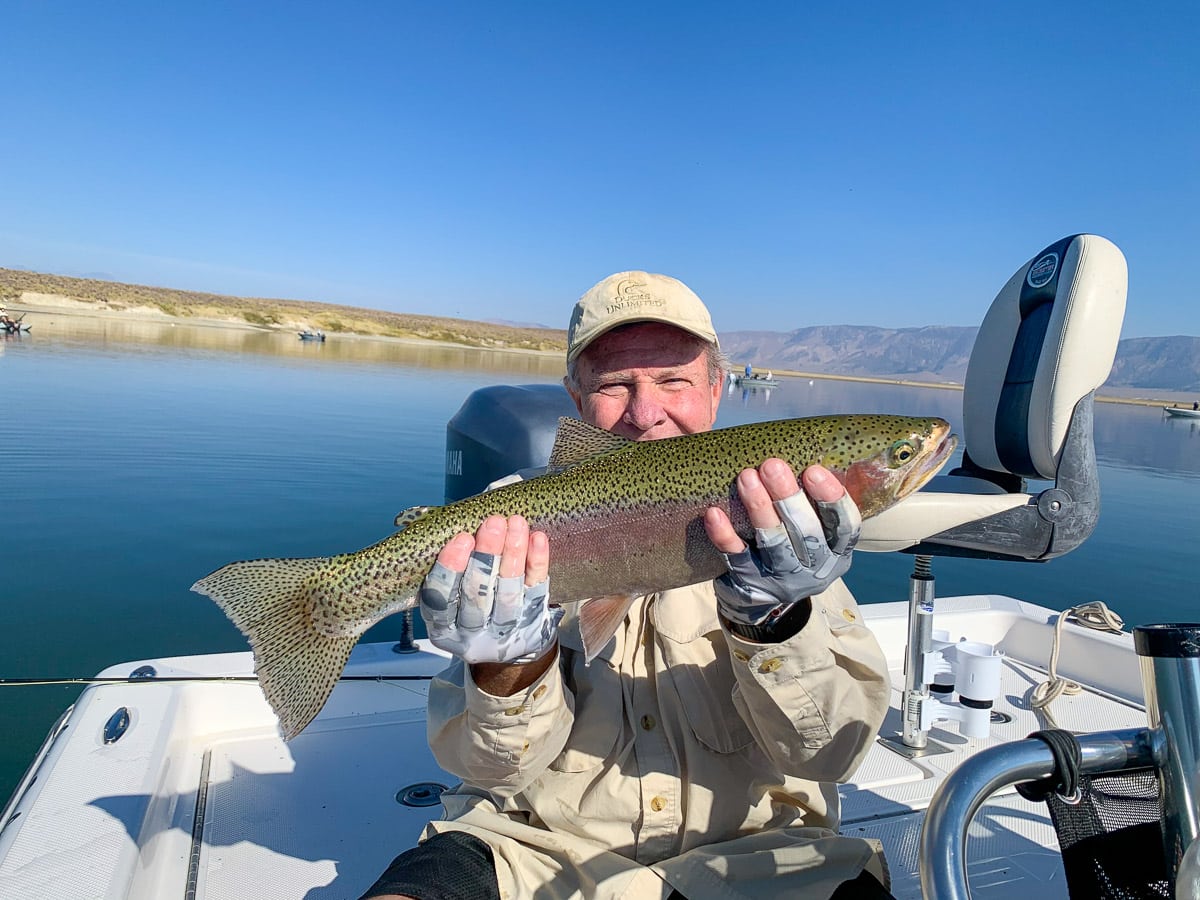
[192,414,956,738]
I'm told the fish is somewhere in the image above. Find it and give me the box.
[192,414,957,738]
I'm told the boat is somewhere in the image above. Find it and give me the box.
[5,235,1194,899]
[1,313,31,334]
[1163,406,1200,419]
[731,374,780,388]
[298,330,326,342]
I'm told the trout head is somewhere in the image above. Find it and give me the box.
[830,416,957,518]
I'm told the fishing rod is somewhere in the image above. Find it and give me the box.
[0,674,434,687]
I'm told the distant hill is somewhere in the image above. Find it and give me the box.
[721,326,1200,393]
[1106,336,1200,392]
[0,267,567,353]
[721,325,978,385]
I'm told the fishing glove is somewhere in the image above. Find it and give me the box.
[715,489,862,629]
[420,551,562,665]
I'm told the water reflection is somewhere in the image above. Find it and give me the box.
[20,312,566,378]
[726,379,778,409]
[715,376,1200,480]
[1095,404,1200,477]
[717,375,963,430]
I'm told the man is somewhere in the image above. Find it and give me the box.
[363,272,893,900]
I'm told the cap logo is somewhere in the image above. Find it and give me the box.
[605,278,664,315]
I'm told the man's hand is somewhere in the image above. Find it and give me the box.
[704,460,862,628]
[419,515,560,665]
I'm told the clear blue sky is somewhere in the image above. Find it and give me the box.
[2,2,1196,338]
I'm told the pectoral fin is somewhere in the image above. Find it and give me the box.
[578,594,637,663]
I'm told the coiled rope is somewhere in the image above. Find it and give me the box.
[1029,600,1125,729]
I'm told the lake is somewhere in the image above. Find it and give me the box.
[2,317,1199,806]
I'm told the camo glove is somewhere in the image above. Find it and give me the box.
[715,489,862,629]
[420,550,562,665]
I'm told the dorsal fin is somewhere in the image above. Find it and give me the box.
[548,417,632,468]
[393,505,435,529]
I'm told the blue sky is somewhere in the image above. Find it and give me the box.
[2,2,1196,338]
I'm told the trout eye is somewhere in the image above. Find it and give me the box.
[889,439,919,467]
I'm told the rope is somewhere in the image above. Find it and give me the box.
[1029,601,1125,729]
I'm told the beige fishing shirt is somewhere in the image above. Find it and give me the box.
[423,579,891,900]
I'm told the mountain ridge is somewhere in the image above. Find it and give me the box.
[720,325,1200,393]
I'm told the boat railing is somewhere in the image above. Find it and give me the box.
[919,623,1200,899]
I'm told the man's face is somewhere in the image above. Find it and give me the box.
[567,322,722,441]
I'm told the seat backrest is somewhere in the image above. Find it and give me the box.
[961,234,1127,483]
[860,234,1128,559]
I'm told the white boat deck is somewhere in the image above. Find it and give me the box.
[0,595,1149,899]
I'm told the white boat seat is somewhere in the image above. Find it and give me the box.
[859,234,1127,559]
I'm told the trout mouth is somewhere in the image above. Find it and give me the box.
[899,424,958,497]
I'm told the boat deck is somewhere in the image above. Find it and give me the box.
[0,595,1148,899]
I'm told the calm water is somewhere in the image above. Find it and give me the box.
[2,318,1199,805]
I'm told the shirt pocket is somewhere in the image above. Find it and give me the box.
[548,632,625,773]
[663,632,755,754]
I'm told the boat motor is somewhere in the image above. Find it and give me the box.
[443,383,578,503]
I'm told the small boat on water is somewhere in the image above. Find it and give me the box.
[7,235,1195,899]
[1,312,30,334]
[298,330,326,342]
[1163,406,1200,419]
[731,374,779,388]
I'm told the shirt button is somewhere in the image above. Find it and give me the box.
[650,796,668,812]
[732,649,750,662]
[532,685,548,700]
[758,657,783,674]
[503,705,525,716]
[521,740,530,755]
[841,608,857,623]
[640,715,656,731]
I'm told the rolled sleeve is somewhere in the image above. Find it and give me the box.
[427,652,575,796]
[723,580,890,782]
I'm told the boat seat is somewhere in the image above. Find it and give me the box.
[858,233,1127,559]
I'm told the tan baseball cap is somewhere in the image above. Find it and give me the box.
[567,271,719,364]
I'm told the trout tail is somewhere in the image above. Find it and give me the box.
[191,556,357,740]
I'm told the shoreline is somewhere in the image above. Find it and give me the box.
[5,294,565,359]
[6,297,1194,409]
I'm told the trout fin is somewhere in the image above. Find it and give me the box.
[394,505,435,529]
[549,418,632,468]
[578,594,637,663]
[191,557,357,740]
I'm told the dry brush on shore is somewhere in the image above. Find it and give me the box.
[0,268,567,353]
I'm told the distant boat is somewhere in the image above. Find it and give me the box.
[2,312,31,334]
[732,374,779,388]
[1163,406,1200,419]
[298,330,326,342]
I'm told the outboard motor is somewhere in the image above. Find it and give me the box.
[443,383,578,503]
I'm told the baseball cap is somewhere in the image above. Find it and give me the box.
[567,271,719,364]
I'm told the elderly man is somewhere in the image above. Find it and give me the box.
[363,272,893,900]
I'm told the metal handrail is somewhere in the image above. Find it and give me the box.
[919,727,1160,900]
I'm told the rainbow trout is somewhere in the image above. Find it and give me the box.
[193,414,956,738]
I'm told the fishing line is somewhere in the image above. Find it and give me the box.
[0,675,434,686]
